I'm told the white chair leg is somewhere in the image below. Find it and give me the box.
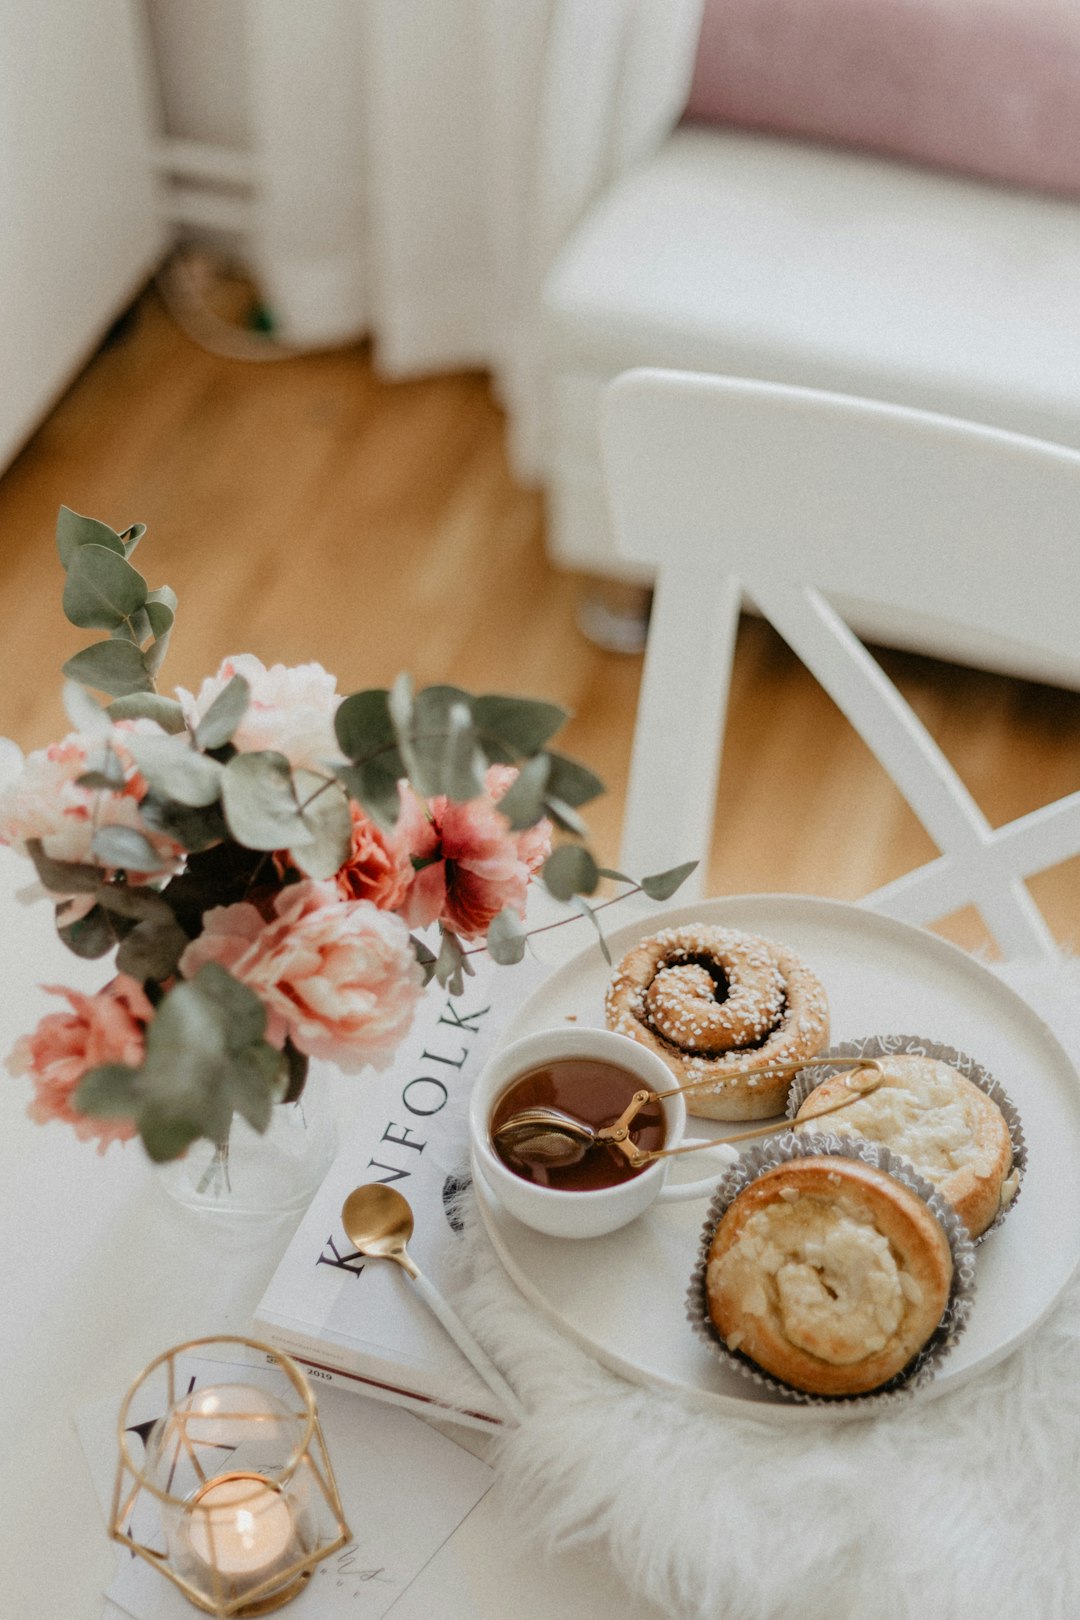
[619,567,741,893]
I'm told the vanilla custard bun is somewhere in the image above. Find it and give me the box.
[704,1154,957,1398]
[604,924,829,1120]
[790,1045,1022,1240]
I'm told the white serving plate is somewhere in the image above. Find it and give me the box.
[472,895,1080,1421]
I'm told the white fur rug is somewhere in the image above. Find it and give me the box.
[446,960,1080,1620]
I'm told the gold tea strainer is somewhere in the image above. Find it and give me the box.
[491,1055,885,1171]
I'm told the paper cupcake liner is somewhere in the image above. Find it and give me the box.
[686,1133,978,1409]
[784,1034,1027,1243]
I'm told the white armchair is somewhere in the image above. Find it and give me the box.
[538,6,1080,684]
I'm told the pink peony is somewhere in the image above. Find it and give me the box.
[179,879,423,1073]
[177,655,343,770]
[397,765,552,941]
[8,974,153,1152]
[335,801,413,911]
[0,723,183,913]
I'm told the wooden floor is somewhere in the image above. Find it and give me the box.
[2,290,1078,952]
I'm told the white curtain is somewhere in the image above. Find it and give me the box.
[244,0,704,477]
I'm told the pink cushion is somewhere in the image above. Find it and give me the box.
[686,0,1080,197]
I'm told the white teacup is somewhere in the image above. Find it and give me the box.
[469,1026,735,1239]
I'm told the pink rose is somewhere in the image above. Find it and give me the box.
[397,765,552,941]
[7,974,153,1153]
[335,801,413,911]
[0,724,183,913]
[177,655,343,770]
[179,880,423,1073]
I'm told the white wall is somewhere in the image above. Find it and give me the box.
[144,0,251,148]
[0,1,165,470]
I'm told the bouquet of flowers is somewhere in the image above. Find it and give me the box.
[2,509,691,1162]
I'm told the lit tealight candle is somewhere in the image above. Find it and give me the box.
[187,1472,298,1590]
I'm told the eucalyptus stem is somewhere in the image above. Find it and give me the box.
[349,726,519,772]
[295,772,342,814]
[195,1135,232,1197]
[461,882,644,958]
[242,850,275,897]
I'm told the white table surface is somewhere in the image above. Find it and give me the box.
[0,846,670,1619]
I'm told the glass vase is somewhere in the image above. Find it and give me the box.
[156,1068,336,1229]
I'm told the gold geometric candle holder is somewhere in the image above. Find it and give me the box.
[109,1335,350,1617]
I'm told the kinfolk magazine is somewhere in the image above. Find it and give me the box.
[254,949,550,1428]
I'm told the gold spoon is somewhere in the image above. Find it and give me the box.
[340,1183,526,1425]
[611,1059,885,1168]
[492,1055,883,1171]
[492,1106,598,1167]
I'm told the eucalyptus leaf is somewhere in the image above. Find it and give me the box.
[139,794,228,852]
[571,895,612,965]
[124,733,224,807]
[62,679,112,739]
[388,671,414,735]
[107,693,187,733]
[198,1080,247,1141]
[138,1109,205,1164]
[640,860,699,901]
[290,771,353,880]
[63,543,148,631]
[402,731,447,798]
[127,607,154,644]
[115,914,190,980]
[119,522,147,558]
[391,688,485,800]
[222,751,308,849]
[486,906,527,965]
[56,506,124,566]
[597,867,634,885]
[62,640,153,698]
[73,1063,140,1118]
[334,687,395,761]
[78,744,126,789]
[397,683,474,798]
[76,770,124,792]
[194,673,249,750]
[189,961,268,1050]
[96,884,175,922]
[26,839,102,894]
[414,685,474,730]
[336,760,402,830]
[441,702,486,802]
[144,585,176,638]
[496,754,550,831]
[333,691,405,816]
[473,694,568,758]
[281,1040,309,1104]
[144,638,170,680]
[543,795,589,838]
[69,958,288,1159]
[543,751,604,809]
[542,843,600,901]
[228,1046,286,1133]
[409,933,438,985]
[434,928,468,995]
[125,965,284,1159]
[143,585,178,677]
[92,824,166,872]
[58,903,120,958]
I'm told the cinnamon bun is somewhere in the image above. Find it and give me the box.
[706,1156,953,1396]
[793,1053,1016,1238]
[604,924,829,1119]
